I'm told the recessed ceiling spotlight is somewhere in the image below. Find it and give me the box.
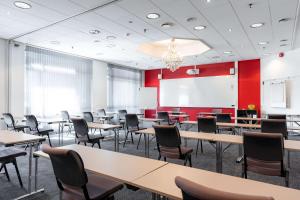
[128,20,133,23]
[207,0,211,3]
[106,36,116,40]
[89,29,100,34]
[278,18,291,23]
[14,1,31,9]
[258,41,269,45]
[250,22,264,28]
[147,13,160,19]
[194,25,206,30]
[223,51,232,54]
[228,28,232,32]
[50,41,60,45]
[161,22,174,28]
[280,44,288,47]
[280,39,288,42]
[126,33,131,37]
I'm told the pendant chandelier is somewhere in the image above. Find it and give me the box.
[163,38,183,72]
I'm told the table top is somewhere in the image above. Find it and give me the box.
[87,122,122,130]
[34,144,167,184]
[232,117,300,123]
[139,118,165,122]
[198,112,232,115]
[0,130,45,146]
[133,163,300,200]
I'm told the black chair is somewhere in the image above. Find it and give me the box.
[72,118,104,148]
[0,147,26,187]
[25,115,53,147]
[157,112,175,125]
[243,132,289,187]
[41,144,123,200]
[216,113,233,133]
[83,112,94,123]
[261,119,288,139]
[247,109,257,118]
[118,110,127,128]
[61,110,73,134]
[123,114,146,149]
[197,117,217,155]
[268,114,286,120]
[2,113,29,132]
[153,125,192,167]
[97,109,113,123]
[237,110,249,124]
[175,176,274,200]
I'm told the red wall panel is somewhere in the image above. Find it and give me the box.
[144,60,260,120]
[238,59,261,116]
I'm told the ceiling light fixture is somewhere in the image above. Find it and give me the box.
[228,28,232,32]
[161,22,174,28]
[106,36,116,40]
[278,18,291,23]
[280,39,288,42]
[89,29,100,34]
[163,38,183,72]
[280,44,288,47]
[223,51,232,54]
[250,22,264,28]
[207,0,211,3]
[147,13,160,19]
[258,41,268,45]
[194,25,206,30]
[94,40,100,43]
[186,17,197,22]
[14,1,31,9]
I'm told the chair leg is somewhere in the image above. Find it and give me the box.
[84,142,86,146]
[200,140,203,153]
[13,160,23,187]
[163,157,166,162]
[3,164,10,181]
[137,134,142,149]
[188,155,192,167]
[97,141,101,149]
[196,140,199,156]
[47,133,52,147]
[77,141,80,145]
[285,171,289,187]
[123,131,129,148]
[130,132,134,144]
[158,155,161,160]
[92,143,95,148]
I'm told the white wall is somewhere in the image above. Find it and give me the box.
[9,42,25,118]
[92,60,108,110]
[0,39,8,115]
[261,48,300,115]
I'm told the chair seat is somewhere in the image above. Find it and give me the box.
[33,128,54,135]
[14,125,29,130]
[89,135,105,142]
[62,172,123,200]
[160,146,193,159]
[0,148,27,162]
[129,127,147,134]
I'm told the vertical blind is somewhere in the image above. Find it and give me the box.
[107,64,142,113]
[25,46,92,118]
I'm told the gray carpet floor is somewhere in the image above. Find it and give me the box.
[1,123,300,200]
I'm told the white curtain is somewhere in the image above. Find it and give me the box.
[25,46,92,118]
[107,64,142,113]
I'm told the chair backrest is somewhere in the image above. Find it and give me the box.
[2,113,15,128]
[268,114,286,120]
[157,112,170,123]
[153,125,181,148]
[25,115,39,131]
[118,110,127,120]
[216,113,231,123]
[83,112,94,122]
[125,114,139,129]
[61,111,70,121]
[197,117,216,133]
[246,109,257,117]
[71,118,89,139]
[237,110,248,117]
[175,176,274,200]
[41,144,88,190]
[261,119,288,139]
[97,109,106,117]
[212,109,222,114]
[172,108,180,114]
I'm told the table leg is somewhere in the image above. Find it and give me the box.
[28,143,33,192]
[145,134,150,158]
[114,128,120,152]
[216,141,223,173]
[288,150,290,168]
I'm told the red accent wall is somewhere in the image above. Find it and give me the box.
[144,59,261,120]
[238,59,261,116]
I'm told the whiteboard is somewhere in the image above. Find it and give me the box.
[160,76,236,108]
[138,87,157,109]
[270,81,287,108]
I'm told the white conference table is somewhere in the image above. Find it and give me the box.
[133,163,300,200]
[33,144,300,200]
[0,131,45,199]
[136,128,300,173]
[87,122,123,152]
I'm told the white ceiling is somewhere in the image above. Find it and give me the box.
[0,0,299,69]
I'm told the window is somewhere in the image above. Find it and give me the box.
[107,64,142,113]
[25,46,92,118]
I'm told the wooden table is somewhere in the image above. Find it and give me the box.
[139,118,165,123]
[137,128,300,173]
[87,123,122,152]
[34,144,167,185]
[0,131,46,199]
[133,163,300,200]
[198,112,232,116]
